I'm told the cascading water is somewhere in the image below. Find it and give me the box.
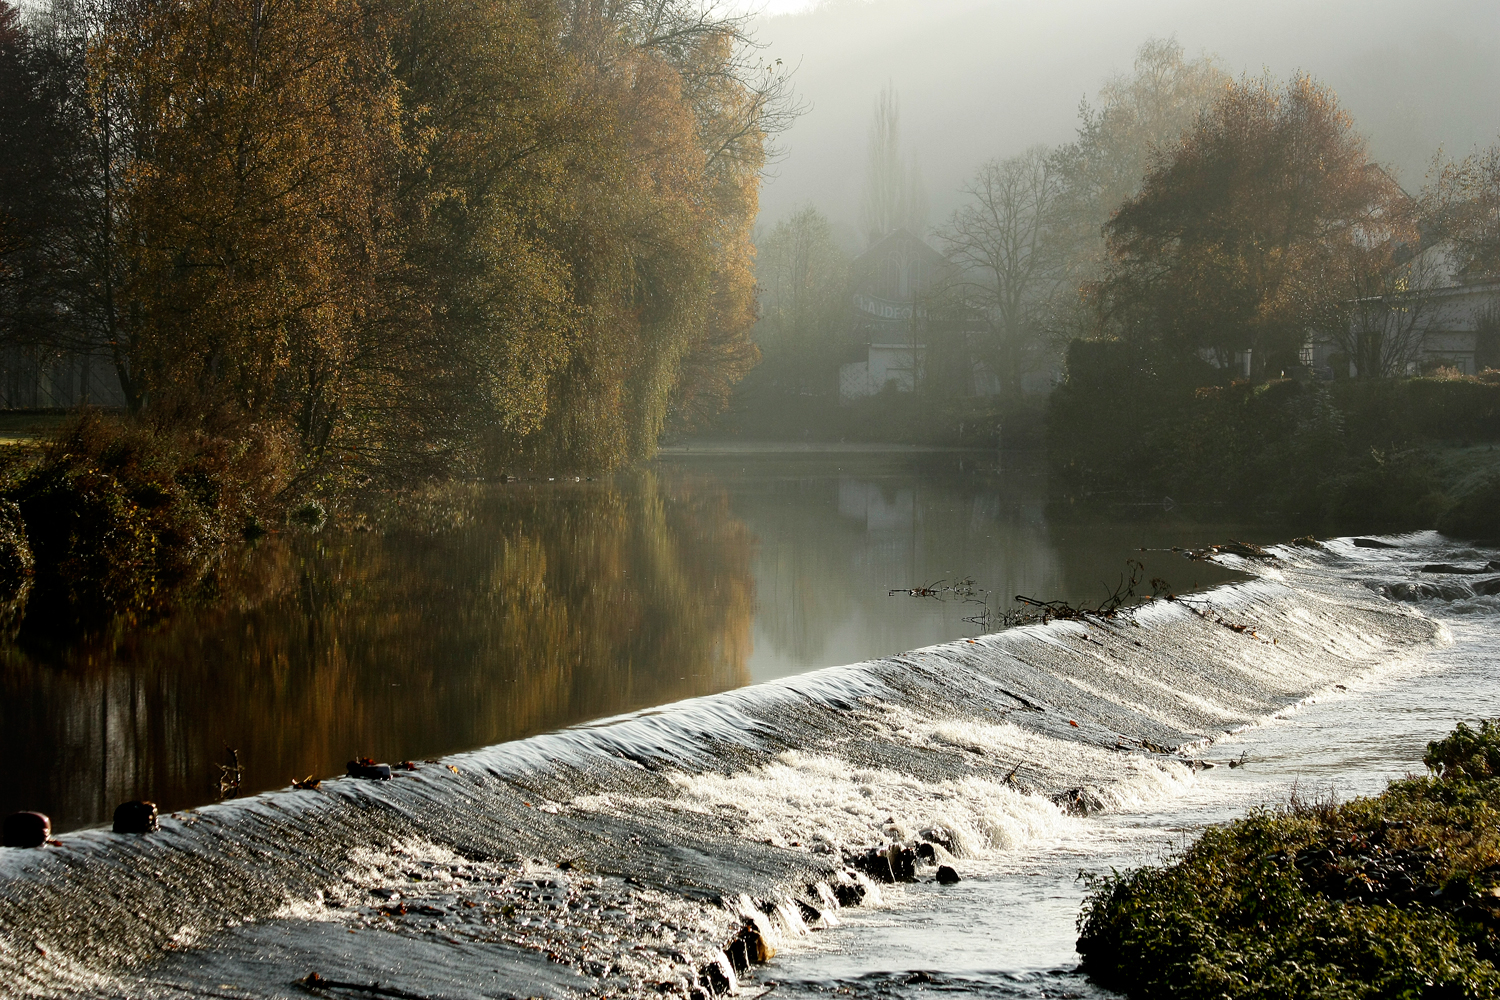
[2,532,1493,999]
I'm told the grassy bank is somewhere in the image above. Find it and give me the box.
[1077,720,1500,998]
[1049,341,1500,535]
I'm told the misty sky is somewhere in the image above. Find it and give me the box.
[743,0,1500,246]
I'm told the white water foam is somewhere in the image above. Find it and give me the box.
[0,536,1471,998]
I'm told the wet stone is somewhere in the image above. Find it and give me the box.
[936,865,961,885]
[112,800,159,834]
[346,759,393,780]
[2,811,49,848]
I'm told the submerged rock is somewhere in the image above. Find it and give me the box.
[1052,786,1105,816]
[936,865,961,885]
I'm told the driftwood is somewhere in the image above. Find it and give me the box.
[216,745,243,800]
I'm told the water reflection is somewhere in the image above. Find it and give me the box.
[2,450,1256,832]
[1,475,753,831]
[662,450,1247,682]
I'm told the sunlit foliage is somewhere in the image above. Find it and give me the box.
[1077,719,1500,998]
[0,0,787,482]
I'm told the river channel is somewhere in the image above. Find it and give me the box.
[0,448,1248,833]
[1,453,1492,999]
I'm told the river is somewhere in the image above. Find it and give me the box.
[1,449,1491,1000]
[0,448,1244,832]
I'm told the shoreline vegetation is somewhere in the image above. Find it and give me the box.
[1077,720,1500,998]
[1048,345,1500,537]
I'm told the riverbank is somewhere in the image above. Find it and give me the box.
[1077,719,1500,998]
[0,413,300,640]
[1049,341,1500,536]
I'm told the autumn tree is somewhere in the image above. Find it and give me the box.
[941,146,1063,397]
[0,2,96,365]
[1,0,786,484]
[0,1,49,348]
[1099,73,1406,374]
[1431,139,1500,279]
[1049,37,1227,337]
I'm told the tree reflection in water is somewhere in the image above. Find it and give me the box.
[0,473,754,831]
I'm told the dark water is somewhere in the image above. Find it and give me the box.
[1,448,1251,832]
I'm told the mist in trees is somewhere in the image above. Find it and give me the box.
[940,147,1063,400]
[1099,74,1409,374]
[860,83,928,244]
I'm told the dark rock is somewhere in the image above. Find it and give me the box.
[346,759,392,780]
[1421,563,1491,575]
[725,920,773,971]
[112,800,159,834]
[834,880,867,906]
[888,844,917,882]
[3,811,49,848]
[698,957,733,996]
[1052,787,1104,816]
[919,826,955,853]
[853,846,896,883]
[1219,539,1271,559]
[936,865,961,885]
[797,899,822,924]
[1353,537,1399,549]
[915,841,936,863]
[1384,580,1474,602]
[724,937,748,973]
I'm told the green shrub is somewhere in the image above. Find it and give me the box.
[1437,471,1500,540]
[1425,720,1500,782]
[1077,719,1500,998]
[1049,342,1500,529]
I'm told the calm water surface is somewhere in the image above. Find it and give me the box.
[2,448,1253,831]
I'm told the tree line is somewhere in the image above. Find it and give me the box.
[0,0,792,483]
[749,38,1500,429]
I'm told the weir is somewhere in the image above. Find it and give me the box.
[0,540,1449,998]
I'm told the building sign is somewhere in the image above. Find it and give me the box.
[853,293,921,321]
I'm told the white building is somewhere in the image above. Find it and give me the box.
[837,229,1001,402]
[1305,242,1500,378]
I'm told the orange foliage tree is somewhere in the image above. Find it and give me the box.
[1098,74,1410,375]
[14,0,787,486]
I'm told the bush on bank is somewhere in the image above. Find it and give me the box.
[1049,340,1500,534]
[1076,720,1500,999]
[0,412,295,628]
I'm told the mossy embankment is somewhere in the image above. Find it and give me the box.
[1049,341,1500,536]
[1077,720,1500,998]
